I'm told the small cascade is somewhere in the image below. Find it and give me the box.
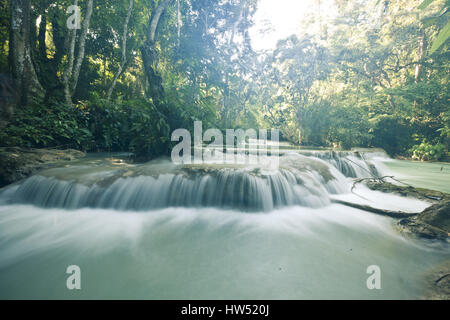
[0,150,387,212]
[297,150,388,178]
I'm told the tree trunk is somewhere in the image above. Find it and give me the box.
[63,0,78,106]
[63,0,93,106]
[70,0,93,94]
[140,0,172,105]
[177,0,181,48]
[10,0,43,106]
[37,13,47,64]
[414,31,425,83]
[107,0,133,101]
[221,4,245,127]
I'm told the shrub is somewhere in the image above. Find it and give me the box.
[81,97,172,159]
[0,102,92,149]
[409,141,446,161]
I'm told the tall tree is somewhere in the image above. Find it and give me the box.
[10,0,43,106]
[106,0,134,101]
[63,0,93,106]
[140,0,172,105]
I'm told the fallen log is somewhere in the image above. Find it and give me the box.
[331,199,418,218]
[333,198,449,240]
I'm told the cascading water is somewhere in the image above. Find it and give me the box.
[0,149,448,299]
[0,153,347,211]
[296,150,389,178]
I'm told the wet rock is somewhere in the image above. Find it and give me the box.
[0,147,85,188]
[366,181,449,202]
[364,181,449,240]
[417,200,450,232]
[396,201,450,240]
[422,260,450,300]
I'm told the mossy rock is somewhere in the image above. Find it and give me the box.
[0,147,85,188]
[396,201,450,240]
[417,201,450,232]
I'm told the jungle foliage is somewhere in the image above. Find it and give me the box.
[0,0,448,160]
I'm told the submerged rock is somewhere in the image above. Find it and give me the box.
[422,260,450,300]
[0,147,85,188]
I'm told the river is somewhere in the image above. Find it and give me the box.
[0,148,448,299]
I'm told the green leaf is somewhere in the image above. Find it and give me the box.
[430,21,450,53]
[419,0,435,10]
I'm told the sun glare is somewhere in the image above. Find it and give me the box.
[250,0,336,51]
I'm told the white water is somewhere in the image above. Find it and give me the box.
[0,150,448,299]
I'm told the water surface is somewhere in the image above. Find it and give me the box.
[0,150,448,299]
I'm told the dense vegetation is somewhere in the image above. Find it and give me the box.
[0,0,448,160]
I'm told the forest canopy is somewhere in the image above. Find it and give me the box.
[0,0,448,161]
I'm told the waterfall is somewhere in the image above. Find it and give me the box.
[297,150,389,178]
[0,151,387,212]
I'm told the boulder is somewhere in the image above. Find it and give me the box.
[397,201,450,240]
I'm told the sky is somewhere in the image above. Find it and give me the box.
[250,0,337,51]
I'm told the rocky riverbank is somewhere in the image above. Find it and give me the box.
[362,181,450,240]
[363,180,449,299]
[0,147,85,188]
